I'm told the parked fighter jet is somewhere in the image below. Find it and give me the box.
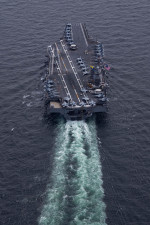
[62,101,69,107]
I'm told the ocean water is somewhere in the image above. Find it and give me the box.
[0,0,150,225]
[39,120,106,225]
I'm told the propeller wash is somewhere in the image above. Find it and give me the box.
[39,120,107,225]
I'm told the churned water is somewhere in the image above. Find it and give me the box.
[1,0,150,225]
[39,120,106,225]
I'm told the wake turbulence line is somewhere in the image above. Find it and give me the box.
[39,120,107,225]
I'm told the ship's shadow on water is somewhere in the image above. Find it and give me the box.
[39,115,107,225]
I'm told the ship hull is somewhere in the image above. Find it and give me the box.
[45,104,107,120]
[43,23,109,120]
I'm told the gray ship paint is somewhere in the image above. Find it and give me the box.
[44,23,108,120]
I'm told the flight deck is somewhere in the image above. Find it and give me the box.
[44,23,109,120]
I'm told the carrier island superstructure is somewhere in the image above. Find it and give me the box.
[44,23,109,120]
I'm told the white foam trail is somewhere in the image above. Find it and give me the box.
[39,120,107,225]
[23,94,30,99]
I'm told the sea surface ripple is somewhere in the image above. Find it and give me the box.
[0,0,150,224]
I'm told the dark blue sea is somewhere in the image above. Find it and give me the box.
[1,0,150,224]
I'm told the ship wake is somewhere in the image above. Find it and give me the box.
[39,119,107,225]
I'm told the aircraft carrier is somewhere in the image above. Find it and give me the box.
[44,23,109,120]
